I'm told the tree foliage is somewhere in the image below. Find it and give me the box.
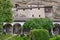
[23,18,54,30]
[0,0,13,22]
[0,0,13,29]
[30,29,50,40]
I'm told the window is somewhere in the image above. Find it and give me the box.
[30,5,32,10]
[15,4,19,8]
[45,6,52,13]
[23,9,25,11]
[30,8,32,10]
[38,7,40,10]
[39,15,40,17]
[32,15,34,17]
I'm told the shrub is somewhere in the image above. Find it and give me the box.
[8,35,30,40]
[20,34,25,37]
[0,34,12,40]
[30,29,50,40]
[50,35,60,40]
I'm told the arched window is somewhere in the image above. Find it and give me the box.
[13,23,21,34]
[53,24,59,34]
[3,24,12,34]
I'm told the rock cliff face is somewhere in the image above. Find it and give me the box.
[11,0,60,7]
[11,0,60,3]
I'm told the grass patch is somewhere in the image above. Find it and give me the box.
[8,35,30,40]
[0,34,12,40]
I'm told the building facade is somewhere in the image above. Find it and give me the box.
[3,0,60,34]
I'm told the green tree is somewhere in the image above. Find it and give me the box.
[23,18,54,29]
[3,0,13,22]
[0,0,13,32]
[23,18,54,36]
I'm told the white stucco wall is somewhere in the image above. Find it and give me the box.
[17,8,45,18]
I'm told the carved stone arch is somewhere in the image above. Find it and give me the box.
[13,23,21,34]
[3,24,12,34]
